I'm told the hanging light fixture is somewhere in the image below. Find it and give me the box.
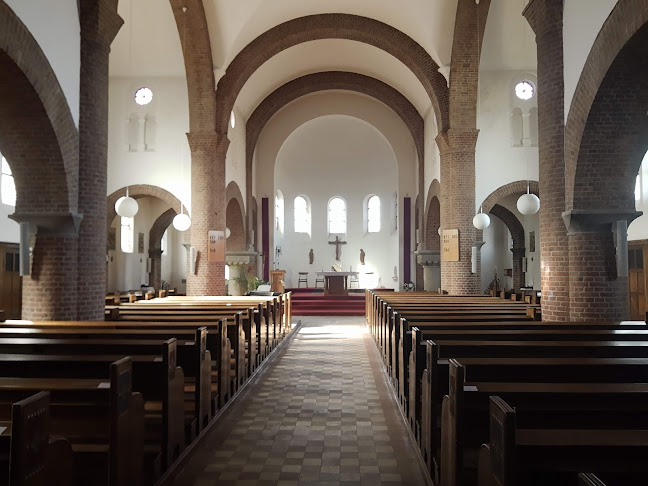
[173,206,191,232]
[115,187,139,218]
[517,183,540,215]
[225,227,231,238]
[473,206,490,230]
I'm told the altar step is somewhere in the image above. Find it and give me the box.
[290,292,366,316]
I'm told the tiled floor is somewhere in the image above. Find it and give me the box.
[172,316,430,486]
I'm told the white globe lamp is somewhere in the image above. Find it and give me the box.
[225,227,231,239]
[517,191,540,216]
[473,212,490,230]
[115,189,138,218]
[173,212,191,232]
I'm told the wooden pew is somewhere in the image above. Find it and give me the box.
[479,395,648,486]
[441,358,648,486]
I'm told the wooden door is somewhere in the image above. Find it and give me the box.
[0,243,21,319]
[629,246,646,320]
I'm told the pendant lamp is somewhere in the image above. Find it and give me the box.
[517,183,540,215]
[473,206,490,230]
[115,187,138,218]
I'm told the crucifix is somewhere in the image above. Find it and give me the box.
[328,236,347,261]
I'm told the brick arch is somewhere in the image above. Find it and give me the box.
[245,71,425,218]
[148,208,177,290]
[226,181,246,236]
[107,184,184,234]
[425,196,440,252]
[481,181,539,214]
[489,204,524,250]
[566,1,648,211]
[489,204,526,291]
[0,2,79,215]
[217,14,449,136]
[226,197,246,252]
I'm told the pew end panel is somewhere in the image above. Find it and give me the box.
[110,357,144,486]
[10,391,74,486]
[488,396,516,486]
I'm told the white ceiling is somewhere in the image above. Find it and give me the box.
[236,39,432,119]
[108,0,538,117]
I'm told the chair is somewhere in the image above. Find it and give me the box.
[350,273,359,289]
[315,273,324,288]
[298,272,308,288]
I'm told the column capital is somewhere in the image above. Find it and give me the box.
[79,0,123,46]
[186,131,229,154]
[562,209,642,235]
[10,211,83,236]
[523,0,563,39]
[435,129,479,156]
[415,249,441,267]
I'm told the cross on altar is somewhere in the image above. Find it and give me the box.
[328,236,347,261]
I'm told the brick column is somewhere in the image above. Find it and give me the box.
[149,248,163,290]
[511,247,526,291]
[437,129,481,294]
[524,0,569,321]
[186,131,228,296]
[564,210,640,322]
[77,0,123,320]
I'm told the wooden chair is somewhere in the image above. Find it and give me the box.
[315,274,324,288]
[297,272,308,288]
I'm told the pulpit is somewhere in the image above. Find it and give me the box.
[316,271,359,296]
[270,270,285,293]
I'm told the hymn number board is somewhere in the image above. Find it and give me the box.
[442,229,459,262]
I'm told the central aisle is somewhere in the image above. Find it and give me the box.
[173,316,430,485]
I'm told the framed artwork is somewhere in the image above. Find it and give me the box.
[529,231,536,253]
[107,228,116,251]
[138,233,144,254]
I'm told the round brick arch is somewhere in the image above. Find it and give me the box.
[107,184,184,235]
[0,2,79,215]
[216,14,449,136]
[226,181,246,238]
[565,1,648,211]
[245,71,425,215]
[480,180,539,214]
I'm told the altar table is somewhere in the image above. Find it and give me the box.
[316,271,359,296]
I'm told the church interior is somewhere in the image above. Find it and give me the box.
[0,0,647,485]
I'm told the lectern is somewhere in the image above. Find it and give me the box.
[270,270,285,293]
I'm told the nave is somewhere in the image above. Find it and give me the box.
[172,316,429,486]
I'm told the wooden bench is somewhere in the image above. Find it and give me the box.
[479,395,648,486]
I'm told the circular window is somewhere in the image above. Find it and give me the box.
[230,111,236,129]
[134,87,153,105]
[515,81,535,101]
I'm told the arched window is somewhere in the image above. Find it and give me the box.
[1,156,16,206]
[367,195,381,233]
[294,196,310,234]
[328,197,346,234]
[120,216,134,253]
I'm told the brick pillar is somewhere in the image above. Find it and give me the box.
[77,0,123,320]
[186,132,228,295]
[524,0,569,321]
[563,211,639,322]
[511,247,526,291]
[437,129,481,294]
[22,233,78,320]
[149,248,163,290]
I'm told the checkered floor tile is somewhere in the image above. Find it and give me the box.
[172,316,429,486]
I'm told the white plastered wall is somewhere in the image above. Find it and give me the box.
[252,91,418,288]
[563,0,617,122]
[628,152,648,241]
[5,0,80,126]
[107,77,192,213]
[475,70,539,211]
[423,108,440,207]
[107,197,186,292]
[226,107,247,211]
[274,115,399,289]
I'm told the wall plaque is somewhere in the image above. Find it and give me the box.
[442,229,459,262]
[208,230,225,263]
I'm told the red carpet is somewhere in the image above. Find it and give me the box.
[288,289,366,316]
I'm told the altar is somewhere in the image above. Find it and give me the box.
[316,271,359,295]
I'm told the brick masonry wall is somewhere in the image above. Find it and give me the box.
[569,231,628,322]
[524,0,570,321]
[490,204,526,291]
[148,208,177,290]
[425,196,441,252]
[226,199,246,252]
[22,235,78,320]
